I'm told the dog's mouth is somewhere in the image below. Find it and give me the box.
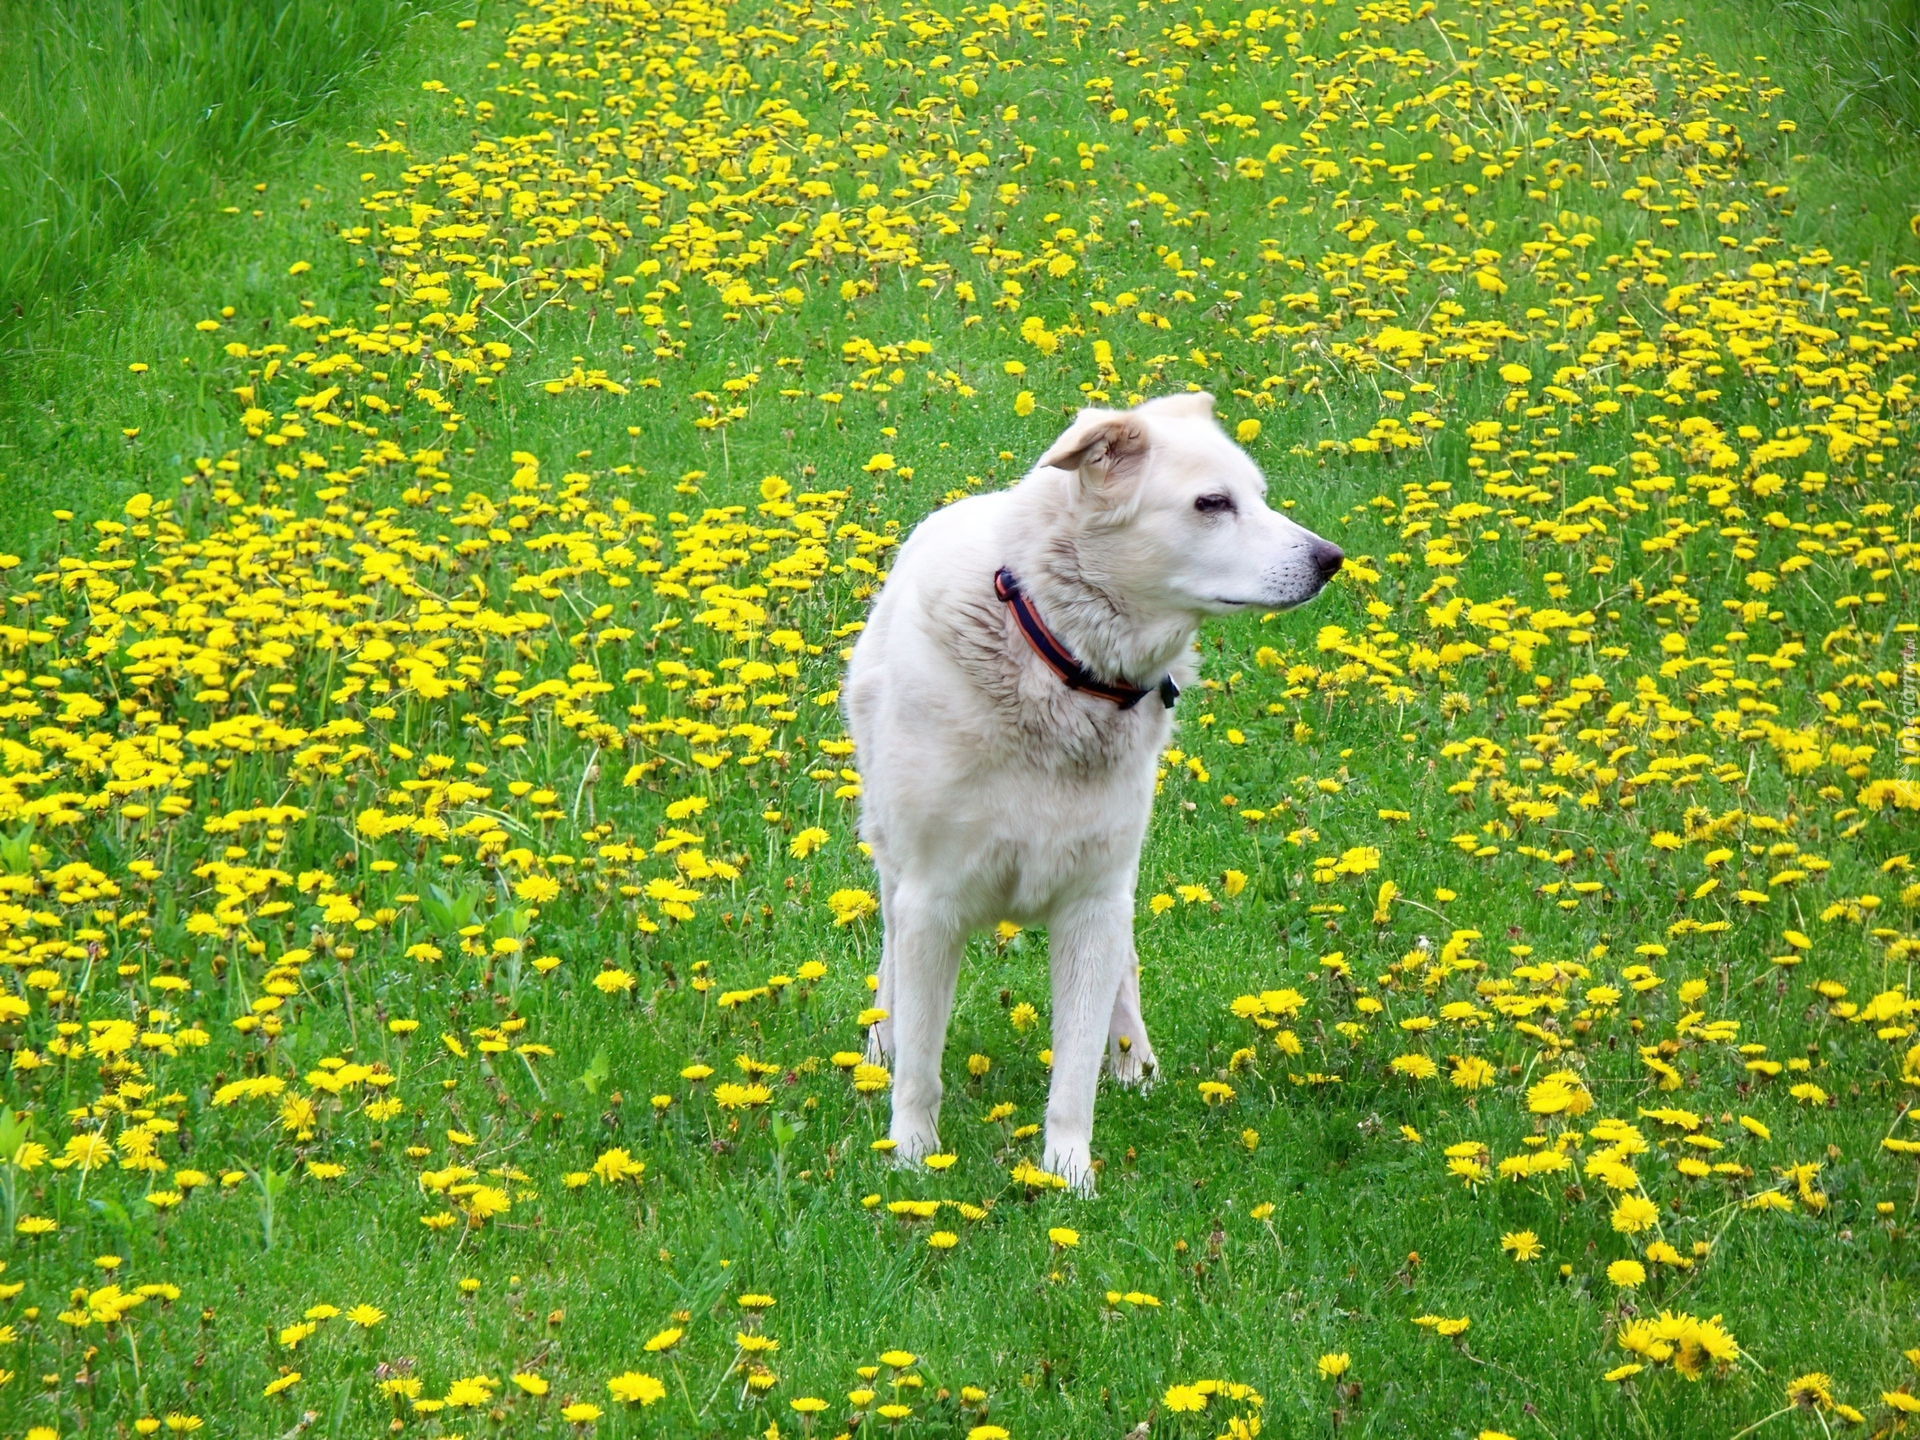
[1211,584,1325,611]
[1209,545,1344,613]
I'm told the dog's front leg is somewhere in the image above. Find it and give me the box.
[884,897,965,1164]
[1043,893,1133,1194]
[1106,958,1158,1089]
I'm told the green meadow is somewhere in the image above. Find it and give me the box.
[0,0,1915,1436]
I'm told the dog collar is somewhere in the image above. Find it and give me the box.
[993,568,1178,711]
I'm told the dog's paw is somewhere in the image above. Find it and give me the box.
[1042,1140,1097,1197]
[887,1121,940,1165]
[1107,1042,1159,1091]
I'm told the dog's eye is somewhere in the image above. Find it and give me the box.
[1194,493,1235,514]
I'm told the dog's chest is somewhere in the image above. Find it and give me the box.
[1009,674,1173,774]
[974,747,1159,920]
[971,701,1166,854]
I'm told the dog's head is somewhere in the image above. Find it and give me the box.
[1036,392,1342,614]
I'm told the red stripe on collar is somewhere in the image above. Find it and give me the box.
[993,568,1178,711]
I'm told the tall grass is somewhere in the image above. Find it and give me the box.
[0,0,433,323]
[1767,0,1920,141]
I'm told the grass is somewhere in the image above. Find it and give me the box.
[0,0,1914,1437]
[0,0,440,326]
[1775,0,1920,140]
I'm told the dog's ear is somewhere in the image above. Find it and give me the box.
[1134,390,1215,420]
[1038,413,1148,497]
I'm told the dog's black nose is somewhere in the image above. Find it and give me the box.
[1311,541,1345,580]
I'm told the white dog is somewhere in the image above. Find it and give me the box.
[844,392,1343,1190]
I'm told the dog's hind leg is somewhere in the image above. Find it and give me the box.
[866,871,901,1065]
[884,894,965,1164]
[1106,958,1158,1090]
[1042,893,1134,1194]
